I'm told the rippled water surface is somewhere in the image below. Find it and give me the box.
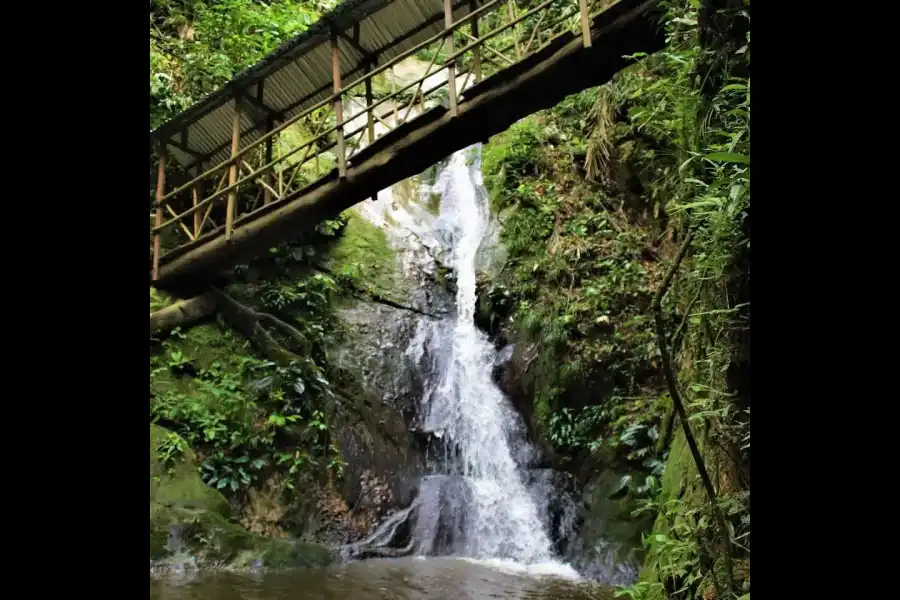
[149,558,615,600]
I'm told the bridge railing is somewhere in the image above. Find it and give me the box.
[150,0,613,280]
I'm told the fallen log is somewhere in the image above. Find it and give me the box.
[150,292,218,334]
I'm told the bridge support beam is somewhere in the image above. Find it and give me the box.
[154,0,665,290]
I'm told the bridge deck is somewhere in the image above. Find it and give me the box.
[150,0,663,290]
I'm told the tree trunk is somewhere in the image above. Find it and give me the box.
[211,287,309,366]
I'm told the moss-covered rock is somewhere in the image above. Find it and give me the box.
[324,210,401,300]
[150,321,253,404]
[150,424,230,516]
[149,425,334,570]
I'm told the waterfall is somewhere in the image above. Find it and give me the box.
[403,147,576,575]
[337,97,638,581]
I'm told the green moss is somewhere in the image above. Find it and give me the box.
[424,192,441,216]
[177,323,250,372]
[262,539,334,569]
[149,425,334,569]
[150,322,252,401]
[275,122,338,186]
[325,209,401,299]
[150,424,231,516]
[637,429,708,591]
[150,287,175,312]
[658,429,694,503]
[150,502,334,569]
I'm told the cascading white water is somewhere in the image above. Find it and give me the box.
[405,147,574,573]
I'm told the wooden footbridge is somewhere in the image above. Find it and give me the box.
[150,0,664,290]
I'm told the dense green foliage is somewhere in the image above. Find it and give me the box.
[150,219,342,490]
[150,0,337,129]
[480,0,750,597]
[150,203,404,500]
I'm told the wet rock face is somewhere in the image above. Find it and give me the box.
[334,301,425,419]
[324,177,456,533]
[562,468,651,586]
[410,475,473,555]
[329,299,431,523]
[525,468,581,557]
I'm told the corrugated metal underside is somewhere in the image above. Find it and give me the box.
[160,0,476,169]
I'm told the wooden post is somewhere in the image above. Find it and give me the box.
[470,0,482,83]
[331,33,347,179]
[579,0,592,48]
[364,61,376,145]
[192,173,201,238]
[391,67,398,127]
[509,1,521,60]
[364,59,377,202]
[264,116,274,204]
[444,0,458,117]
[152,146,167,281]
[225,99,241,242]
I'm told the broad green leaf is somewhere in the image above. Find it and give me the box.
[706,151,750,164]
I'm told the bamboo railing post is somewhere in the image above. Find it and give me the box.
[225,98,241,241]
[331,33,347,179]
[578,0,592,48]
[470,0,482,83]
[444,0,458,117]
[509,1,522,60]
[364,58,377,202]
[152,145,167,281]
[264,117,275,204]
[364,60,376,145]
[192,169,201,238]
[391,67,398,127]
